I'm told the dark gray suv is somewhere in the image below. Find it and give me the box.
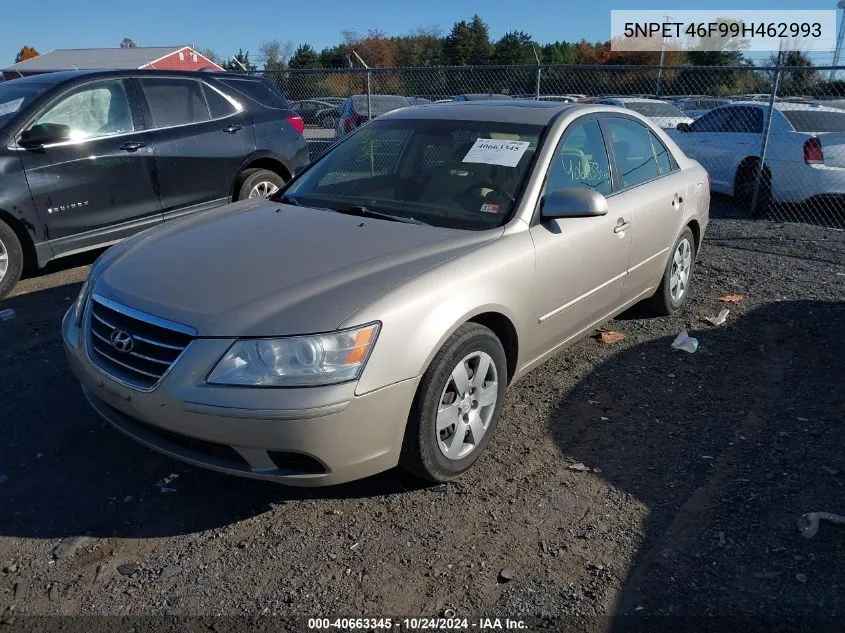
[0,69,309,298]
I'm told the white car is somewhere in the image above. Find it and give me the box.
[667,102,845,208]
[673,97,732,120]
[594,97,693,130]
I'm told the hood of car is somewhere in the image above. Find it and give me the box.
[95,199,498,337]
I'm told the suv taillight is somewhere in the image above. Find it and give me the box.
[804,137,824,164]
[285,114,304,135]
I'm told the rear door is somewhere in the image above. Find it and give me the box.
[669,107,732,188]
[17,77,161,245]
[134,76,255,217]
[708,105,763,189]
[601,116,687,296]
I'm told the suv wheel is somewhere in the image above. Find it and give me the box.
[0,219,24,300]
[237,169,286,200]
[400,323,507,482]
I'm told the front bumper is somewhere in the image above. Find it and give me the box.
[62,307,419,486]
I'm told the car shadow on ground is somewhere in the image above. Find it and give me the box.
[548,299,845,620]
[0,282,426,541]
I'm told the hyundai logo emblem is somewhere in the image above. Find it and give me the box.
[110,329,134,353]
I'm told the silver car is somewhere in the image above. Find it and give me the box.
[63,101,710,486]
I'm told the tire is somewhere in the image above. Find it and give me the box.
[400,322,507,483]
[644,227,696,317]
[236,169,286,201]
[320,115,338,130]
[734,164,772,218]
[0,219,24,300]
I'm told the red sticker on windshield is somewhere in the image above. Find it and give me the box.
[481,203,500,214]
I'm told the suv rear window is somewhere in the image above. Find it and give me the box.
[139,78,210,127]
[217,78,289,109]
[782,110,845,133]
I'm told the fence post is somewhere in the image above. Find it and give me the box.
[533,47,541,100]
[750,52,783,216]
[366,71,372,121]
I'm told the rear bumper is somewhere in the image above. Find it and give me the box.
[772,163,845,204]
[62,307,419,486]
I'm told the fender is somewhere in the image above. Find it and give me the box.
[230,150,295,199]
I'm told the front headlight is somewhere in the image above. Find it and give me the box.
[207,323,380,387]
[73,279,89,327]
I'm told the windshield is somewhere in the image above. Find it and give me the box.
[280,118,544,230]
[782,110,845,133]
[625,101,686,118]
[350,96,413,117]
[0,82,49,128]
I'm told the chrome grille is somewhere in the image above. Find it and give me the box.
[86,294,195,390]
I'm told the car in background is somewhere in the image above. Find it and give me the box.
[452,94,514,101]
[311,96,345,107]
[63,100,709,486]
[674,97,732,119]
[514,95,578,103]
[593,97,693,129]
[411,97,432,105]
[0,69,308,299]
[668,102,845,211]
[291,99,338,125]
[336,94,415,137]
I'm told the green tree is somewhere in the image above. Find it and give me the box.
[289,44,321,69]
[493,31,536,65]
[120,38,137,49]
[468,14,493,65]
[771,49,817,96]
[394,27,443,67]
[444,20,474,65]
[260,40,293,72]
[223,48,256,72]
[542,41,577,65]
[319,44,350,68]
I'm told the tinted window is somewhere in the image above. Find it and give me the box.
[545,119,611,195]
[691,107,732,132]
[0,82,50,128]
[726,106,763,133]
[604,118,659,188]
[202,84,235,118]
[140,78,210,127]
[217,78,287,109]
[649,131,674,175]
[35,79,133,140]
[782,110,845,132]
[351,96,413,117]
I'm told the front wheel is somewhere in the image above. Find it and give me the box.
[0,220,23,300]
[236,169,285,200]
[400,323,507,482]
[644,227,696,317]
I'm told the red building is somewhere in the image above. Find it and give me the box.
[2,46,223,81]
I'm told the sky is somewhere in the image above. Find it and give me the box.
[2,0,842,67]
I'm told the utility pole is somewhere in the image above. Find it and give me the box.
[655,14,671,96]
[831,1,845,81]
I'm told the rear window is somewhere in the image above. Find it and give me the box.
[217,78,288,109]
[350,95,412,117]
[625,101,686,118]
[782,110,845,133]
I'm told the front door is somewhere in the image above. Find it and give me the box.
[529,116,632,357]
[17,78,161,248]
[134,76,255,216]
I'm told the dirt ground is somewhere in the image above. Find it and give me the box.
[1,198,844,631]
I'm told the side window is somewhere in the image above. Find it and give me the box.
[604,118,660,188]
[139,78,210,128]
[544,118,612,196]
[649,131,676,175]
[727,106,763,133]
[691,107,731,133]
[34,80,134,140]
[202,84,236,119]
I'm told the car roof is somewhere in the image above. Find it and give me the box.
[383,100,580,125]
[2,69,260,84]
[727,100,845,113]
[617,97,673,104]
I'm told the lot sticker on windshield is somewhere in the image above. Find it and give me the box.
[0,98,24,117]
[462,138,530,167]
[480,203,501,214]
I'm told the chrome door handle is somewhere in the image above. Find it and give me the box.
[223,124,243,133]
[614,220,632,234]
[119,141,146,152]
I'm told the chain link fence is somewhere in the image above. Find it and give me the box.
[253,63,845,229]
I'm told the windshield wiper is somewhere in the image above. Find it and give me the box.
[273,193,302,206]
[331,205,422,224]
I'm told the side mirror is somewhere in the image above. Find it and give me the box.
[19,123,71,148]
[676,122,692,133]
[541,188,608,219]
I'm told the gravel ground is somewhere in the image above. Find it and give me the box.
[1,198,844,630]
